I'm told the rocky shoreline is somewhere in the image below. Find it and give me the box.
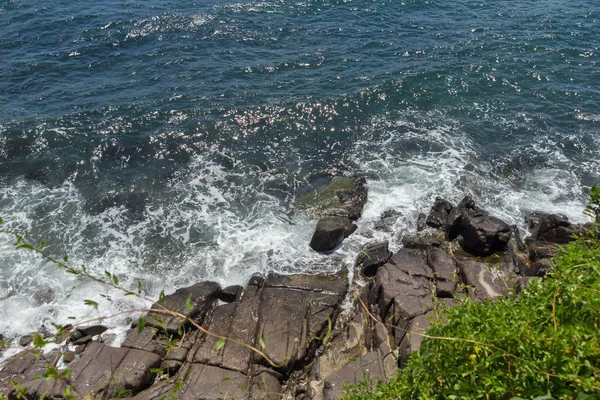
[0,175,592,400]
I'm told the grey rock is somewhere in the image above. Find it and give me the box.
[18,335,33,347]
[355,241,393,277]
[250,371,282,400]
[11,377,77,400]
[176,363,248,400]
[310,217,357,251]
[69,342,161,398]
[62,351,75,364]
[456,258,511,300]
[122,327,167,358]
[388,249,434,279]
[322,352,387,400]
[402,231,444,250]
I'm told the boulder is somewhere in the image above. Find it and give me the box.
[355,241,393,277]
[309,217,357,251]
[447,196,488,240]
[425,197,454,229]
[460,215,512,256]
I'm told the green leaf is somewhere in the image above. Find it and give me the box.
[185,294,194,311]
[0,216,3,225]
[125,291,136,296]
[84,299,98,309]
[63,253,68,262]
[137,317,146,333]
[33,332,48,348]
[137,280,142,294]
[258,336,266,349]
[159,290,166,305]
[214,338,226,351]
[150,368,164,375]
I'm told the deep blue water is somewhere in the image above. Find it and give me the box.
[0,0,599,338]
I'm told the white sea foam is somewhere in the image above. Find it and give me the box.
[0,114,593,343]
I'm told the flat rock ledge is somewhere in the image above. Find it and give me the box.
[1,197,591,400]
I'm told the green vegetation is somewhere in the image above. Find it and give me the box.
[344,199,600,399]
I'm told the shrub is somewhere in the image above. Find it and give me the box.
[344,227,600,399]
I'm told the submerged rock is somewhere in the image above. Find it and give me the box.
[294,175,368,220]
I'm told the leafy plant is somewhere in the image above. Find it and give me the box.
[584,184,600,223]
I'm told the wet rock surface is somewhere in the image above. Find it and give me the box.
[0,196,589,399]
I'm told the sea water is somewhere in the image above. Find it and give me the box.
[0,0,598,341]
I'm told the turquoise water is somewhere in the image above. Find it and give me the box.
[0,0,598,338]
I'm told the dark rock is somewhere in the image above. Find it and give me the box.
[77,325,108,337]
[309,217,356,251]
[146,281,221,335]
[71,335,93,346]
[62,351,75,364]
[18,335,33,347]
[528,242,560,262]
[355,241,393,277]
[249,272,265,287]
[219,285,243,303]
[460,215,512,256]
[265,269,348,295]
[402,231,444,250]
[374,210,403,232]
[425,197,454,229]
[416,212,427,231]
[69,342,161,398]
[526,212,584,245]
[160,360,182,376]
[523,259,553,277]
[447,196,488,240]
